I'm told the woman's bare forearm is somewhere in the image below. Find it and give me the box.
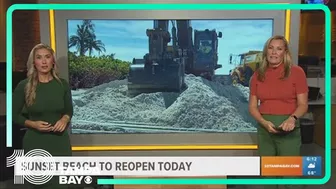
[249,107,267,125]
[291,104,308,118]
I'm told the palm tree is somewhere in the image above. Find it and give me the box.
[68,19,106,56]
[68,24,91,56]
[87,39,106,56]
[82,20,95,32]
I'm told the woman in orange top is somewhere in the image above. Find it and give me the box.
[249,35,308,189]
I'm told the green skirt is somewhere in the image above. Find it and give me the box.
[257,114,302,156]
[257,115,304,189]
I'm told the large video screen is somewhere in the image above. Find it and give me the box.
[67,19,273,134]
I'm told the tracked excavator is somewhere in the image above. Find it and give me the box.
[127,20,222,96]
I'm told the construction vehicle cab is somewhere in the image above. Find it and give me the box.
[191,29,222,80]
[230,51,262,86]
[127,20,223,96]
[127,26,186,96]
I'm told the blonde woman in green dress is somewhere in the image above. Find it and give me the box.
[12,43,73,189]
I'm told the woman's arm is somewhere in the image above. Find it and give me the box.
[248,73,278,133]
[12,81,46,129]
[59,79,73,125]
[249,95,267,125]
[291,66,309,118]
[279,92,308,131]
[63,79,73,122]
[279,66,309,131]
[52,79,74,132]
[291,93,308,118]
[12,80,30,127]
[248,73,267,125]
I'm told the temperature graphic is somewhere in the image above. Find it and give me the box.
[302,156,322,176]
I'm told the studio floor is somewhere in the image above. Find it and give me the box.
[0,143,334,189]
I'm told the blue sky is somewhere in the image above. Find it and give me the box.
[67,19,273,75]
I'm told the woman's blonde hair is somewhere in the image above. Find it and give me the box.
[257,35,293,82]
[25,43,62,106]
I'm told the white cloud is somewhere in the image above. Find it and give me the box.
[94,21,152,40]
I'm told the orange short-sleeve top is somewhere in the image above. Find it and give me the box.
[249,63,309,115]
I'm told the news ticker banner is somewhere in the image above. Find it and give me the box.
[6,3,332,186]
[6,149,322,185]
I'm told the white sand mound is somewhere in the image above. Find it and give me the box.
[71,74,257,133]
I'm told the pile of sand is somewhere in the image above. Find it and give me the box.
[71,74,257,133]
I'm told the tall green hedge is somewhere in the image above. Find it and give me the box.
[68,51,130,89]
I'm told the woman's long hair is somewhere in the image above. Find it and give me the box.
[25,43,62,106]
[257,35,293,82]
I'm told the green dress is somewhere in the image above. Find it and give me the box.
[12,77,73,189]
